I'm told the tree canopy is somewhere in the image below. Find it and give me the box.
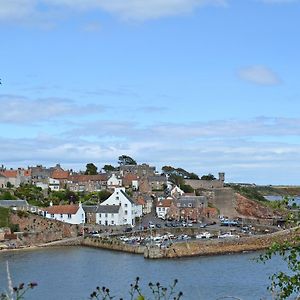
[118,155,137,166]
[85,163,98,175]
[162,166,199,180]
[103,164,117,172]
[200,173,216,180]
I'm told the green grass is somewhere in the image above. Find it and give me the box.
[0,207,10,227]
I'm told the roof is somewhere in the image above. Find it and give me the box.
[176,196,207,208]
[120,190,136,204]
[97,205,120,214]
[51,170,69,180]
[148,176,167,182]
[69,174,108,183]
[82,205,98,213]
[0,200,29,207]
[0,170,17,178]
[157,198,173,207]
[45,204,79,215]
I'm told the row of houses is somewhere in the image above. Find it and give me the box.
[0,164,168,194]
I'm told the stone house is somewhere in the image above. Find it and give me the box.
[148,175,167,191]
[67,174,108,192]
[82,205,97,224]
[167,195,208,222]
[0,169,31,187]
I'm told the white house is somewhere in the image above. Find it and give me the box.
[156,197,173,219]
[101,187,142,226]
[170,185,184,198]
[107,174,122,188]
[49,178,60,191]
[96,205,123,226]
[43,202,85,224]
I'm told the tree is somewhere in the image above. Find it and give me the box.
[200,173,216,180]
[189,173,199,180]
[85,163,98,175]
[103,164,116,172]
[259,212,300,299]
[118,155,137,166]
[181,184,194,193]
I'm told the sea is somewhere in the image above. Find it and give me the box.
[0,246,292,300]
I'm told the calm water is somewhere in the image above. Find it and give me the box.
[264,195,300,205]
[0,246,289,300]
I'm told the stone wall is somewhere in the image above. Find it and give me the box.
[144,227,299,259]
[83,236,145,254]
[9,211,80,246]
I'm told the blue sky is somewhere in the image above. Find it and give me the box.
[1,0,300,185]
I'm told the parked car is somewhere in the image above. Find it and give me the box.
[124,227,133,233]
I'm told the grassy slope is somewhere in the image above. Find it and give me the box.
[0,207,10,227]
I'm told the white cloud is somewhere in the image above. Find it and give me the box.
[237,65,281,86]
[0,95,105,124]
[0,0,227,24]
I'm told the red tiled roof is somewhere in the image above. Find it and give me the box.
[157,199,173,207]
[136,197,146,206]
[0,170,17,178]
[45,204,79,214]
[51,170,69,180]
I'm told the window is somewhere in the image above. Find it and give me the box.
[125,210,128,215]
[60,214,63,218]
[105,213,108,218]
[68,214,72,219]
[111,220,114,225]
[125,203,128,207]
[51,214,54,218]
[158,207,161,211]
[99,221,101,225]
[116,196,119,200]
[124,218,127,222]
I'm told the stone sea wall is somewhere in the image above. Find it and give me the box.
[82,228,299,259]
[83,236,145,254]
[145,227,299,259]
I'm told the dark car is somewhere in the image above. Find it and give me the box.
[155,224,162,228]
[124,227,133,232]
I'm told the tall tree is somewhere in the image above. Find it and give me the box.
[85,163,98,175]
[103,164,116,172]
[118,155,137,166]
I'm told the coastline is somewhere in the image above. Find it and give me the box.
[1,227,298,259]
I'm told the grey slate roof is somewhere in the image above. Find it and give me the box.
[176,196,207,208]
[120,190,135,204]
[97,205,120,214]
[0,200,29,207]
[82,205,98,213]
[148,176,167,182]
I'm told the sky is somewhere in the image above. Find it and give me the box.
[0,0,300,185]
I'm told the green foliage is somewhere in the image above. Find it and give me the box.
[102,165,117,172]
[200,173,216,180]
[0,191,17,200]
[6,182,13,189]
[230,185,267,202]
[162,166,199,180]
[89,278,183,300]
[0,207,10,227]
[259,236,300,299]
[85,163,98,175]
[181,184,194,193]
[118,155,137,166]
[14,184,44,205]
